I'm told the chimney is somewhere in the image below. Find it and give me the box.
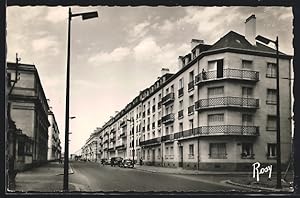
[245,14,256,45]
[191,39,204,50]
[178,56,184,70]
[161,68,170,76]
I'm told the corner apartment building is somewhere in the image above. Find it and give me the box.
[7,62,50,169]
[81,130,100,161]
[83,15,292,171]
[47,109,62,161]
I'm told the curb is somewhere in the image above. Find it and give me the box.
[224,180,293,192]
[55,165,74,176]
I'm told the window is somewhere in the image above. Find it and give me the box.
[189,71,194,82]
[179,100,183,110]
[189,119,193,130]
[147,149,150,160]
[170,125,174,133]
[208,86,224,98]
[209,143,227,159]
[189,95,194,105]
[267,63,277,78]
[267,89,277,104]
[171,85,174,93]
[166,88,169,94]
[267,143,277,158]
[165,147,169,159]
[18,141,25,155]
[189,144,194,159]
[267,115,277,131]
[166,127,169,135]
[208,114,224,124]
[208,61,217,71]
[179,123,183,132]
[158,148,161,159]
[170,146,174,159]
[179,78,184,89]
[242,114,253,126]
[242,60,253,70]
[241,143,254,159]
[242,87,253,98]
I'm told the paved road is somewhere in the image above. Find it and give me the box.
[69,161,247,192]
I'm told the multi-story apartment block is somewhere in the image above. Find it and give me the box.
[82,15,292,171]
[47,109,62,161]
[81,130,100,161]
[7,62,50,169]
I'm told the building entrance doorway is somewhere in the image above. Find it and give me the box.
[179,146,183,167]
[152,149,155,165]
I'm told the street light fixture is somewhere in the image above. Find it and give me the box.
[63,7,98,192]
[256,35,281,189]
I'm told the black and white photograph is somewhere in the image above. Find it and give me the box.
[5,5,295,194]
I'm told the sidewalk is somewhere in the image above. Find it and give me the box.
[13,161,77,192]
[134,165,294,192]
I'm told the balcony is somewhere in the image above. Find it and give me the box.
[162,93,175,105]
[110,128,116,134]
[140,137,161,147]
[178,88,184,98]
[178,110,184,119]
[195,97,259,111]
[158,101,162,109]
[195,69,259,85]
[188,80,194,91]
[108,147,115,151]
[161,133,174,142]
[162,113,175,124]
[171,125,259,140]
[188,105,194,115]
[157,119,162,127]
[116,144,126,150]
[119,131,127,138]
[110,136,116,142]
[120,121,127,128]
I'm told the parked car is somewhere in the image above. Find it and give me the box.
[110,157,123,167]
[101,158,109,165]
[120,159,134,168]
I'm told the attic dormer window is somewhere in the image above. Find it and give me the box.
[236,39,241,44]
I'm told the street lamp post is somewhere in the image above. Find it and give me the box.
[63,8,98,192]
[256,35,281,189]
[127,119,135,167]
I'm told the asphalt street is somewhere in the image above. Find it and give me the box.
[69,161,247,192]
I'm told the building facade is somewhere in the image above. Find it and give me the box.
[7,62,50,169]
[47,110,61,161]
[82,15,292,171]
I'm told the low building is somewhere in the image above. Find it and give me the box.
[47,109,61,161]
[7,62,50,169]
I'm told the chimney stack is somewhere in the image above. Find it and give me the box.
[178,56,184,70]
[245,14,256,45]
[161,68,170,76]
[191,39,204,50]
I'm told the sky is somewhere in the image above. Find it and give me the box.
[6,6,293,155]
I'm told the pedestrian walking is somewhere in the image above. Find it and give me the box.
[140,157,143,166]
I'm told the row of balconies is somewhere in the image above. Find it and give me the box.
[140,125,259,146]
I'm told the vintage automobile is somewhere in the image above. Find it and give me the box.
[120,159,134,168]
[110,157,123,167]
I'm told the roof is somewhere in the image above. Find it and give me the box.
[208,31,289,56]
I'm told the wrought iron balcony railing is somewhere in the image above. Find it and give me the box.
[178,88,184,98]
[188,105,194,115]
[140,137,161,146]
[195,97,259,110]
[176,125,259,139]
[162,113,175,124]
[178,110,184,119]
[195,69,259,85]
[162,92,175,105]
[116,144,126,150]
[119,131,126,137]
[188,80,194,91]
